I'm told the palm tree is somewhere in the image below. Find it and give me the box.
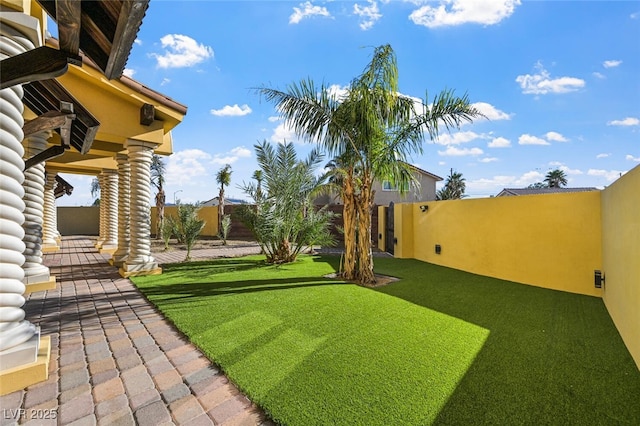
[436,169,466,200]
[151,154,166,238]
[544,169,568,188]
[257,44,482,284]
[252,169,264,202]
[216,164,232,231]
[90,177,100,206]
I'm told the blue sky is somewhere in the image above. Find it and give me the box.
[56,0,640,206]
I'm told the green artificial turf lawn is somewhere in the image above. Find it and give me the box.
[132,256,640,425]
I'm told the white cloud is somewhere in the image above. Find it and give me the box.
[210,104,252,117]
[160,78,170,86]
[603,60,622,68]
[592,72,605,79]
[437,146,484,156]
[354,0,382,30]
[559,165,583,175]
[607,117,640,126]
[467,170,544,193]
[271,122,303,144]
[588,169,626,182]
[436,131,482,145]
[438,161,446,166]
[268,116,281,122]
[631,12,639,19]
[290,1,331,24]
[327,84,350,100]
[409,0,520,28]
[518,134,550,146]
[165,149,212,185]
[488,137,511,148]
[134,39,142,46]
[626,154,640,162]
[211,146,252,166]
[152,34,213,68]
[545,131,568,142]
[516,62,585,95]
[596,153,610,159]
[479,157,498,163]
[471,102,512,120]
[123,68,135,78]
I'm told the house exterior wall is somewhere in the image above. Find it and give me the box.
[601,164,640,369]
[394,192,604,297]
[373,172,438,205]
[151,206,220,238]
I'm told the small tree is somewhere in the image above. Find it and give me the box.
[151,154,167,239]
[219,214,232,245]
[170,202,205,261]
[544,169,568,188]
[436,169,466,200]
[216,164,232,232]
[161,216,175,251]
[236,140,335,264]
[90,177,100,206]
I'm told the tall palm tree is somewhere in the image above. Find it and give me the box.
[252,169,264,202]
[216,164,232,230]
[151,154,166,238]
[90,177,100,206]
[544,169,568,188]
[257,44,482,284]
[436,169,466,200]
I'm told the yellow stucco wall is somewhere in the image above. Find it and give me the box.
[151,206,219,238]
[397,192,603,297]
[377,205,386,251]
[601,165,640,369]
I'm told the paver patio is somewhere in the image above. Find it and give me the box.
[0,236,271,426]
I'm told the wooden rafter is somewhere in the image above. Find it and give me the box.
[56,0,82,56]
[0,46,80,90]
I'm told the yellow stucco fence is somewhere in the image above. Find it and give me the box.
[380,163,639,368]
[151,206,219,238]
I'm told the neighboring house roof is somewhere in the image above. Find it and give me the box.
[200,197,247,207]
[402,161,443,182]
[496,187,599,197]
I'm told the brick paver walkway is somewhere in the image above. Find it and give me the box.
[0,237,271,426]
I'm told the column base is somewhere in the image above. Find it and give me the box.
[41,244,60,253]
[99,245,118,255]
[0,335,50,396]
[119,261,162,278]
[109,255,128,267]
[24,276,57,295]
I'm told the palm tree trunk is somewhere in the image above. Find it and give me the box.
[218,186,225,233]
[342,177,357,280]
[155,188,165,239]
[356,178,375,285]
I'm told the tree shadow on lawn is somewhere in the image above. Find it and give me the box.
[370,257,640,425]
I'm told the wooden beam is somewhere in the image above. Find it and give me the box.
[0,46,81,90]
[104,1,149,79]
[22,111,76,138]
[24,145,66,171]
[56,0,82,56]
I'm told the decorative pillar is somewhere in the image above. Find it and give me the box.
[120,140,161,277]
[21,131,56,292]
[99,169,118,254]
[111,153,130,266]
[0,14,49,390]
[95,172,106,248]
[41,169,59,252]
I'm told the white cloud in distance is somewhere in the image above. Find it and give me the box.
[153,34,213,68]
[588,169,626,182]
[123,68,135,78]
[596,153,611,159]
[603,60,622,68]
[518,134,550,146]
[626,154,640,162]
[437,146,484,156]
[607,117,639,126]
[472,102,512,120]
[290,1,331,24]
[354,1,383,30]
[488,137,511,148]
[409,0,520,28]
[211,146,252,165]
[165,149,212,185]
[516,62,585,95]
[436,131,482,145]
[545,131,568,142]
[210,104,252,117]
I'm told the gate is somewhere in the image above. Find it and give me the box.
[385,202,394,255]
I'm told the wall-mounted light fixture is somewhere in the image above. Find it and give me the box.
[594,270,605,288]
[419,205,428,212]
[435,244,441,254]
[378,233,382,240]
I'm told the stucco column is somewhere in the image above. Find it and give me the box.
[120,140,161,277]
[0,15,40,370]
[42,169,59,251]
[99,169,118,253]
[111,153,130,266]
[21,131,55,291]
[95,172,106,248]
